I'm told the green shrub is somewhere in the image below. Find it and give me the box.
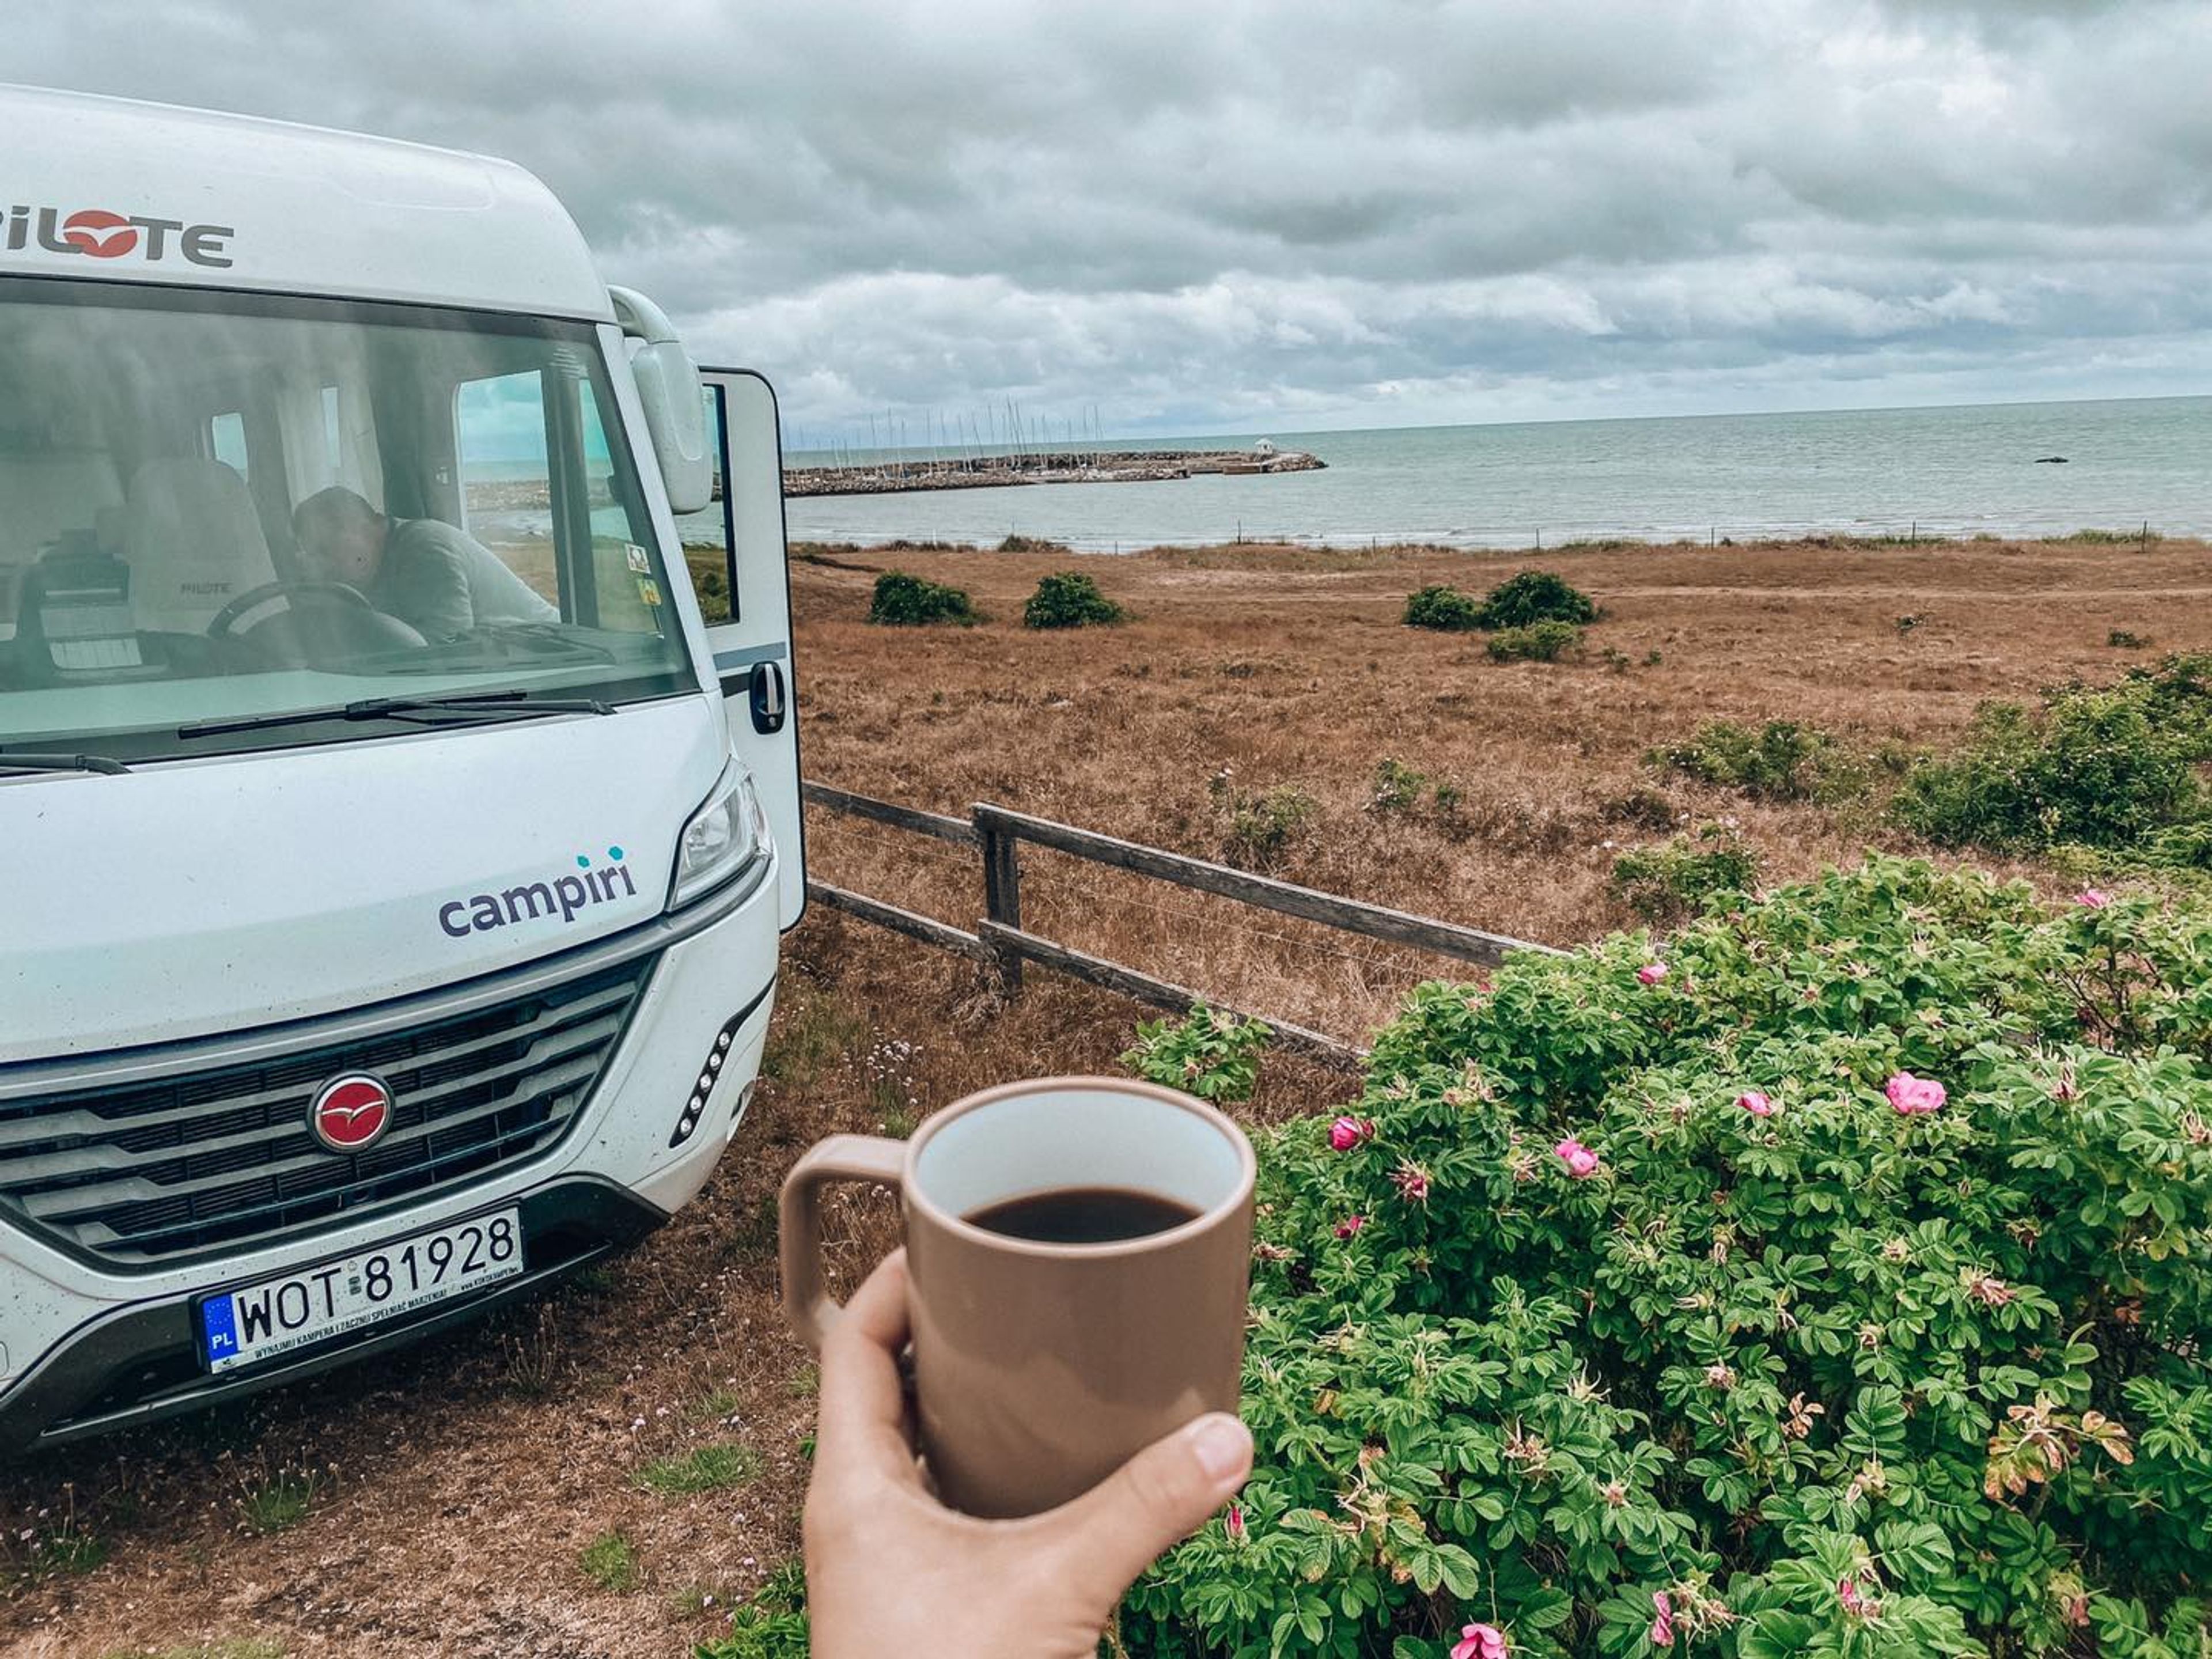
[1369,756,1430,813]
[635,1441,762,1495]
[695,1562,809,1658]
[580,1531,643,1594]
[1608,823,1762,923]
[866,570,976,626]
[1120,858,2212,1658]
[1023,570,1124,629]
[2109,630,2150,649]
[1208,770,1319,870]
[1894,664,2212,853]
[1473,569,1600,629]
[998,533,1069,554]
[1650,719,1863,804]
[1485,620,1582,662]
[1403,585,1485,631]
[1121,1003,1272,1104]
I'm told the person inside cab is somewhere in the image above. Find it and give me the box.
[292,486,557,643]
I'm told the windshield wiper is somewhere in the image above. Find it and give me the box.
[0,751,132,776]
[178,688,615,741]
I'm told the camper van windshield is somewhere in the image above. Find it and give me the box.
[0,278,697,762]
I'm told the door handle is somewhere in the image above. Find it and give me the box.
[748,660,787,734]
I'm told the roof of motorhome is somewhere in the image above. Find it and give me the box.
[0,85,613,321]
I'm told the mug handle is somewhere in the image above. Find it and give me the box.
[778,1134,907,1352]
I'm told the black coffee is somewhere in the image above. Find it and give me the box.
[966,1186,1200,1244]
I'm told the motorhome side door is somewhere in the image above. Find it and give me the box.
[699,368,804,930]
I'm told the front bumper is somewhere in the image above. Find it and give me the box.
[0,849,782,1460]
[0,1177,661,1457]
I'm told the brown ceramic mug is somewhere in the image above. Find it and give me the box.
[779,1075,1256,1518]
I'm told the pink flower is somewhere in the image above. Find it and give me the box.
[1329,1115,1375,1151]
[1451,1624,1509,1659]
[1637,962,1668,986]
[2076,888,2112,909]
[1224,1501,1247,1544]
[1648,1590,1675,1648]
[1736,1090,1774,1118]
[1554,1138,1600,1179]
[1884,1072,1947,1116]
[1392,1162,1431,1203]
[1334,1214,1366,1240]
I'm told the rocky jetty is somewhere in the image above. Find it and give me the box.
[782,446,1324,498]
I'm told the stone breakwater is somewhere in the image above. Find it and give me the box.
[782,448,1324,497]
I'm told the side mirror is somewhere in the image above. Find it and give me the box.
[608,285,713,514]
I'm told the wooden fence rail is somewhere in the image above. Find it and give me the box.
[800,780,1560,1069]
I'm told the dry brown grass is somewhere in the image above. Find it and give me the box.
[6,533,2207,1656]
[797,534,2212,1041]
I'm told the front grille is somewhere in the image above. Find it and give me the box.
[0,953,658,1265]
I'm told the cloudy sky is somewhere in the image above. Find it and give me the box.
[16,1,2212,440]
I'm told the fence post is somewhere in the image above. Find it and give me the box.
[976,807,1024,993]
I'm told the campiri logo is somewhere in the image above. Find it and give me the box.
[438,846,639,939]
[5,204,235,268]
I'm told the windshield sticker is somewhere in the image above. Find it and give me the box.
[624,543,651,574]
[437,845,638,938]
[5,204,235,268]
[635,577,662,608]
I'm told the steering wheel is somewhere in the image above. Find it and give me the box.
[206,579,376,638]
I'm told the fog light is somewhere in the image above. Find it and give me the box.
[669,1004,759,1148]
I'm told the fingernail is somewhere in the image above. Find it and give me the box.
[1187,1413,1252,1482]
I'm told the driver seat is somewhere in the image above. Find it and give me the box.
[123,458,279,635]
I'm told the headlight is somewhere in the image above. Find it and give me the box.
[669,767,766,910]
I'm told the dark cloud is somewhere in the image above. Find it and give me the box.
[10,0,2210,434]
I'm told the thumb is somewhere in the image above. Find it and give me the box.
[1038,1412,1253,1615]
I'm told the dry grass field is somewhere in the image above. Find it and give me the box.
[5,533,2207,1658]
[794,533,2212,1042]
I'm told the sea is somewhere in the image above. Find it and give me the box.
[753,394,2209,552]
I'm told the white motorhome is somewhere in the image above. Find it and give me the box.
[0,86,803,1455]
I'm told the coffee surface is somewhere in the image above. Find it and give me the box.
[965,1186,1199,1244]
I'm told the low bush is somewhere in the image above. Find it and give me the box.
[1023,570,1124,628]
[1123,858,2212,1658]
[696,1562,809,1657]
[635,1442,762,1495]
[866,570,977,626]
[1608,823,1762,924]
[1894,656,2212,854]
[1368,757,1465,823]
[1404,585,1486,631]
[2062,527,2157,545]
[1486,620,1582,663]
[580,1531,643,1594]
[1649,719,1863,805]
[998,533,1070,554]
[1209,769,1320,870]
[1474,570,1600,630]
[1122,1003,1272,1105]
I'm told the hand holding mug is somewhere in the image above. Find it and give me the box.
[804,1249,1253,1659]
[781,1075,1257,1517]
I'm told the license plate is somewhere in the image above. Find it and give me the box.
[196,1208,523,1374]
